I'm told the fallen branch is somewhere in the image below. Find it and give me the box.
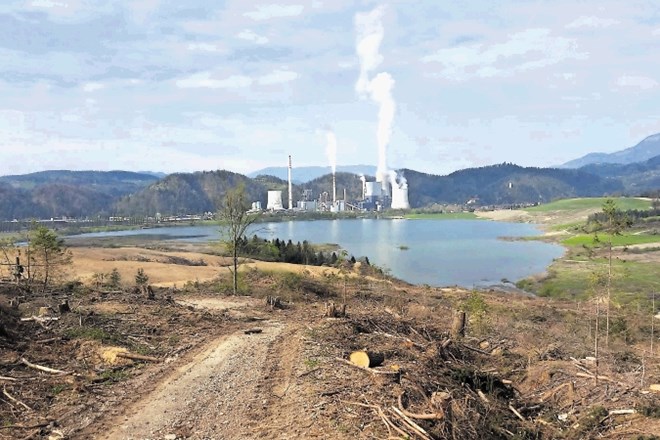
[243,328,263,335]
[509,404,525,422]
[0,421,53,431]
[0,376,17,382]
[390,406,432,440]
[398,393,444,420]
[608,409,636,416]
[477,389,490,404]
[20,358,69,375]
[3,387,32,411]
[20,316,59,322]
[297,367,321,378]
[575,372,614,382]
[460,343,491,356]
[116,352,160,363]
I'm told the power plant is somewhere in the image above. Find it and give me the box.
[258,6,411,214]
[260,153,410,213]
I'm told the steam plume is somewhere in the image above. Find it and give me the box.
[355,6,395,183]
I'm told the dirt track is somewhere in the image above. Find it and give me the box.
[101,322,284,439]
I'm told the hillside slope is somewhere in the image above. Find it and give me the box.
[562,133,660,168]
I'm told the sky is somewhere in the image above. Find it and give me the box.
[0,0,659,177]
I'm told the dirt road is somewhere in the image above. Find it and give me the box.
[92,296,325,440]
[101,322,284,439]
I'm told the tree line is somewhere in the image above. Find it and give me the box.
[235,234,364,267]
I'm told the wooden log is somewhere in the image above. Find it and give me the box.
[349,350,384,368]
[451,310,466,339]
[116,352,160,363]
[244,328,263,335]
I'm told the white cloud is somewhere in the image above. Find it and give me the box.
[30,0,68,8]
[422,28,585,81]
[244,4,304,21]
[187,42,225,52]
[176,68,299,89]
[616,75,658,90]
[653,28,660,36]
[236,30,269,44]
[82,82,104,92]
[258,69,299,85]
[176,72,253,89]
[566,16,619,29]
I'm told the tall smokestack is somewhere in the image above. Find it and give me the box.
[288,155,293,210]
[332,172,337,204]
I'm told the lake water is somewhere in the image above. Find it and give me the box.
[68,219,564,288]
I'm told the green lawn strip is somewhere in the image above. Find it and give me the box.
[404,212,479,220]
[562,233,660,247]
[525,197,651,213]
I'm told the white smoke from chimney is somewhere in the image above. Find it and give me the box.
[354,6,395,187]
[325,130,337,175]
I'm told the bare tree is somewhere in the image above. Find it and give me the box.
[218,184,261,294]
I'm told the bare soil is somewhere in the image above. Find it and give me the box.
[2,245,660,439]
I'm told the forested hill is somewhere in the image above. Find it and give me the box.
[404,163,624,206]
[1,161,658,220]
[113,170,270,216]
[0,171,158,220]
[0,170,159,197]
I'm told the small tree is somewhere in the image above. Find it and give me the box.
[595,199,631,347]
[109,268,122,289]
[135,268,149,287]
[29,226,72,292]
[218,184,261,295]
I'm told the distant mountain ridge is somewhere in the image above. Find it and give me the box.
[562,133,660,168]
[248,164,377,182]
[2,151,660,220]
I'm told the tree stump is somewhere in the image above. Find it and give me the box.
[451,310,466,339]
[325,301,347,318]
[9,299,19,310]
[58,300,70,314]
[266,295,282,310]
[349,350,385,368]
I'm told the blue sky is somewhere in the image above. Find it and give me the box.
[0,0,659,176]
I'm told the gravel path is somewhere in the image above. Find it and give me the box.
[101,322,283,440]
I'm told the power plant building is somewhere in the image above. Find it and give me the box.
[266,190,284,211]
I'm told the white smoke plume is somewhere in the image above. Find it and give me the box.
[389,170,410,210]
[355,6,395,183]
[325,130,337,174]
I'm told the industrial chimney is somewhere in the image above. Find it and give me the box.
[288,155,293,210]
[332,172,337,204]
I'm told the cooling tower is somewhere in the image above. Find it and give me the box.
[267,190,283,210]
[365,181,382,199]
[391,185,410,210]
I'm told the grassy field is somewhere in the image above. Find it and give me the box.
[517,256,660,305]
[404,212,479,220]
[563,233,660,247]
[526,197,652,213]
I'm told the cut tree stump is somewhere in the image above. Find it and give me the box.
[451,310,466,339]
[58,300,70,314]
[349,350,385,368]
[266,295,282,310]
[325,302,347,318]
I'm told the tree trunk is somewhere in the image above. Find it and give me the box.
[233,246,238,295]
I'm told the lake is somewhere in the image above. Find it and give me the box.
[68,219,564,288]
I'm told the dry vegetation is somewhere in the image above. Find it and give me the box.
[1,245,659,439]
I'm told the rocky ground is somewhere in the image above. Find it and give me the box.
[1,246,660,439]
